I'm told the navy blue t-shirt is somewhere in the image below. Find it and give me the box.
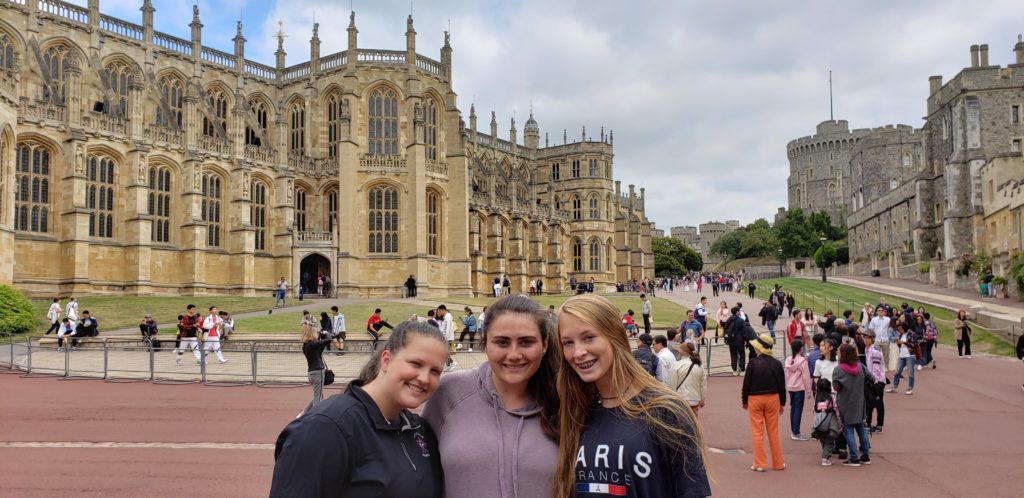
[574,399,711,498]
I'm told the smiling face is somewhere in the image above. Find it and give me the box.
[378,335,447,412]
[485,312,546,392]
[559,311,615,393]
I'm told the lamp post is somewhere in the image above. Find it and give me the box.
[820,236,828,283]
[778,248,784,278]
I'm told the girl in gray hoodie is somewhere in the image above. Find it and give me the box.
[423,294,561,498]
[832,343,876,466]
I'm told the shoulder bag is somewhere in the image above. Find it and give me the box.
[675,363,697,392]
[320,347,335,386]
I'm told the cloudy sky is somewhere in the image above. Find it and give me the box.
[79,0,1023,230]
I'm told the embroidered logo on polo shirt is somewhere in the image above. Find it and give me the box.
[415,432,430,457]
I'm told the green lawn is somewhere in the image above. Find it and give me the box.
[30,296,275,335]
[442,293,688,330]
[234,302,434,334]
[752,277,1016,357]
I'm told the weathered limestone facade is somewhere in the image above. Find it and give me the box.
[0,1,653,297]
[842,39,1024,282]
[787,120,872,225]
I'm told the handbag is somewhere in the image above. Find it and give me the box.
[324,369,335,386]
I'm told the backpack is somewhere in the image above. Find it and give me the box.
[811,399,842,441]
[634,349,659,378]
[924,321,938,341]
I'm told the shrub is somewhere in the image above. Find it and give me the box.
[956,253,975,277]
[919,262,931,274]
[992,276,1008,286]
[1011,253,1024,297]
[0,285,35,336]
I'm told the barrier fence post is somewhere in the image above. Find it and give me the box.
[26,336,32,373]
[250,342,257,384]
[102,340,109,380]
[200,345,207,384]
[63,340,69,377]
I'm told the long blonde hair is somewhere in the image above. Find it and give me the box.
[300,322,318,344]
[553,294,709,498]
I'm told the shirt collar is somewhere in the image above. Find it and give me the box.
[347,384,422,432]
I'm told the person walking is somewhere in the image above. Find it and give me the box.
[954,309,972,358]
[715,300,730,344]
[640,293,652,335]
[423,295,560,498]
[44,298,62,335]
[868,307,892,370]
[670,342,707,416]
[783,339,812,440]
[742,333,787,472]
[922,312,938,368]
[300,320,334,415]
[201,306,228,364]
[271,321,447,497]
[175,304,202,366]
[759,301,779,339]
[786,309,807,347]
[275,277,288,308]
[863,330,886,433]
[725,306,751,376]
[554,294,711,497]
[65,297,79,323]
[832,344,875,466]
[889,322,918,395]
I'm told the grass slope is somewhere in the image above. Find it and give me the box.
[752,277,1015,357]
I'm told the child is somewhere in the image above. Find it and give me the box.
[864,330,887,432]
[621,309,638,337]
[784,339,812,440]
[812,378,840,466]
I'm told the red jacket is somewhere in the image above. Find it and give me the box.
[787,319,806,345]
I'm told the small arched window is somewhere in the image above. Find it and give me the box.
[589,239,601,271]
[572,238,583,272]
[326,188,338,232]
[148,165,172,243]
[827,182,837,206]
[101,60,132,118]
[572,195,582,221]
[294,188,308,232]
[368,185,399,254]
[368,87,399,156]
[571,160,580,178]
[14,142,51,233]
[156,75,184,129]
[86,154,116,238]
[551,163,560,180]
[0,32,15,70]
[426,99,439,161]
[427,189,440,256]
[289,99,306,154]
[589,195,599,219]
[252,181,268,251]
[201,172,222,247]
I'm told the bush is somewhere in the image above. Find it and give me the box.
[0,285,35,336]
[919,262,931,274]
[992,276,1008,286]
[1011,253,1024,297]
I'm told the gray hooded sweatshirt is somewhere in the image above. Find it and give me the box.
[831,362,876,425]
[422,362,558,498]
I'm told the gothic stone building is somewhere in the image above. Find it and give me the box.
[0,1,654,297]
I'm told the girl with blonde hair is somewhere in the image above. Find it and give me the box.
[555,294,711,498]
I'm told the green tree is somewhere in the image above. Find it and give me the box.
[652,237,689,276]
[738,226,778,258]
[774,209,816,258]
[709,230,745,261]
[815,241,838,282]
[682,246,703,271]
[0,285,35,336]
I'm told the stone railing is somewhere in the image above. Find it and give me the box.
[357,49,406,64]
[199,136,231,155]
[470,190,489,205]
[320,51,348,71]
[19,98,66,122]
[245,145,275,164]
[100,14,144,41]
[493,196,511,211]
[38,0,88,24]
[359,154,406,170]
[296,231,334,245]
[282,62,310,81]
[153,31,192,57]
[201,47,234,68]
[426,160,448,175]
[288,153,316,173]
[416,56,443,77]
[83,111,128,135]
[245,60,276,80]
[143,125,184,147]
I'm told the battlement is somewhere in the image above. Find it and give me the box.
[786,120,872,152]
[927,37,1024,112]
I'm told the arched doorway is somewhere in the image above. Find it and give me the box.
[300,253,331,297]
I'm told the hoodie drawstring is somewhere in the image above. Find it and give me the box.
[491,392,509,498]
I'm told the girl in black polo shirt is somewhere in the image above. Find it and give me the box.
[271,321,448,498]
[555,295,711,498]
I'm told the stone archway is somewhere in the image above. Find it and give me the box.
[299,253,331,297]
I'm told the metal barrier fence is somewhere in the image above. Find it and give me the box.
[0,335,378,387]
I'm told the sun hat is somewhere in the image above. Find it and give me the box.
[749,333,774,356]
[862,329,875,338]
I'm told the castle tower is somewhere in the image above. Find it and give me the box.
[524,111,540,149]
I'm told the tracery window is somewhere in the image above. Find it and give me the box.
[156,75,184,128]
[1,33,16,70]
[14,143,50,233]
[294,188,308,232]
[827,182,838,206]
[201,173,222,247]
[202,88,229,138]
[589,239,601,271]
[571,160,580,178]
[368,87,399,156]
[427,190,440,256]
[426,99,439,161]
[326,93,343,158]
[246,98,269,146]
[86,154,115,238]
[148,165,172,243]
[572,238,582,272]
[326,188,338,232]
[589,159,598,177]
[551,163,560,180]
[289,100,305,154]
[42,44,72,105]
[101,61,132,117]
[368,185,399,254]
[589,195,599,219]
[572,195,582,221]
[252,181,268,251]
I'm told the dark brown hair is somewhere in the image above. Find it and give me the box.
[838,343,858,365]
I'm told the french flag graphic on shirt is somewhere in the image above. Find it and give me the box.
[577,483,627,496]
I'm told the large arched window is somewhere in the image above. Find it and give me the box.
[589,239,601,271]
[368,87,398,156]
[589,159,598,177]
[572,237,582,272]
[294,188,308,232]
[471,215,482,253]
[425,98,439,161]
[572,195,582,221]
[42,43,72,105]
[368,185,399,254]
[606,239,614,272]
[326,188,338,232]
[86,154,116,238]
[101,60,132,118]
[589,195,599,219]
[495,220,506,254]
[427,189,440,256]
[289,99,305,154]
[156,75,184,128]
[148,165,172,243]
[246,97,269,146]
[14,143,50,233]
[326,92,343,158]
[827,182,838,206]
[201,172,222,247]
[202,88,228,138]
[251,180,268,251]
[0,32,16,70]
